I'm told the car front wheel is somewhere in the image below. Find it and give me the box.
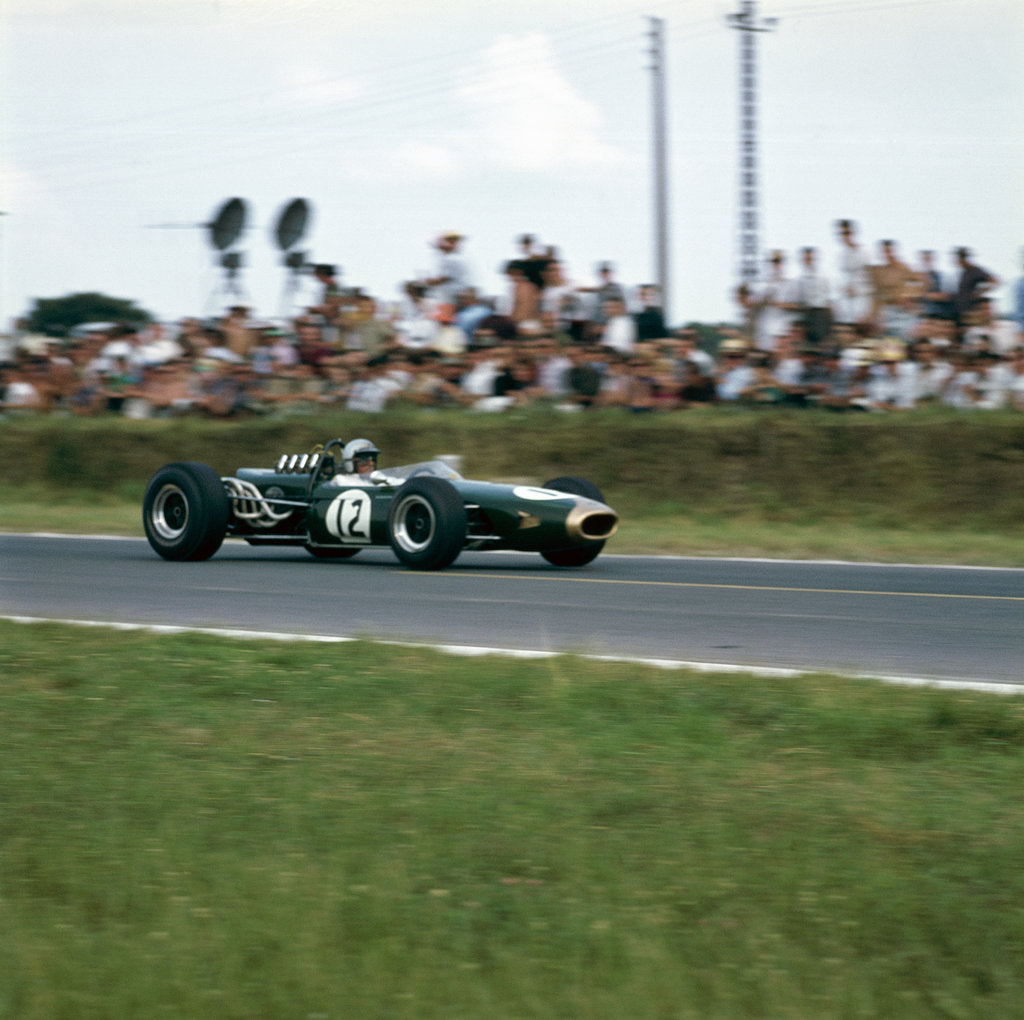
[540,475,606,568]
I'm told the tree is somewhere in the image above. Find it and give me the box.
[23,292,154,338]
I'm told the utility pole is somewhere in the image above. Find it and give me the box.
[727,1,777,288]
[647,16,670,322]
[0,212,8,334]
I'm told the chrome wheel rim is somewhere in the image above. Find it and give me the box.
[151,483,189,541]
[392,495,435,553]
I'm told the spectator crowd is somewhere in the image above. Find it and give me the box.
[3,223,1024,417]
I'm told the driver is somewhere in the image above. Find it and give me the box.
[342,437,380,476]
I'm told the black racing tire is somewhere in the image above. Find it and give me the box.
[143,461,230,561]
[387,477,467,570]
[540,475,606,568]
[305,545,361,560]
[541,544,604,568]
[543,476,604,502]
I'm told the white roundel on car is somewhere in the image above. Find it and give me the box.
[514,486,571,501]
[325,490,373,543]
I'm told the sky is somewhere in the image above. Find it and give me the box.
[2,0,1022,331]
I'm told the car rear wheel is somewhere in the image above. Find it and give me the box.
[143,462,230,561]
[305,545,361,560]
[387,477,467,570]
[540,476,606,568]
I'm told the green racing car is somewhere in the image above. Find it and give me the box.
[143,437,618,571]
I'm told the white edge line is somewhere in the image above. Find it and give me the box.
[3,615,1022,695]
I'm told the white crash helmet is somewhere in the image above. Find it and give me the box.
[342,438,380,473]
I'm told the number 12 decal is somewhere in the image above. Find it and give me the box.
[325,490,372,543]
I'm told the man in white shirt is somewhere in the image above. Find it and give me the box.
[598,297,637,356]
[750,250,800,351]
[834,219,873,327]
[794,246,833,347]
[346,357,404,413]
[906,338,953,406]
[867,347,915,410]
[424,232,471,316]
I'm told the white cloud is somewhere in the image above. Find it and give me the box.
[386,141,463,179]
[276,63,366,110]
[0,164,44,210]
[459,33,630,173]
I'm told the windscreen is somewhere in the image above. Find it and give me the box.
[383,460,464,481]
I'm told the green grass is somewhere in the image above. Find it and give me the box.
[613,507,1024,567]
[2,490,1022,567]
[3,620,1024,1018]
[2,409,1023,565]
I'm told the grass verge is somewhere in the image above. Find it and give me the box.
[2,490,1022,567]
[2,620,1023,1018]
[2,411,1023,565]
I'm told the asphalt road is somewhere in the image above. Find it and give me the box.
[1,534,1022,686]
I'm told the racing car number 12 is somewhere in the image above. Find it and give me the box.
[324,490,373,543]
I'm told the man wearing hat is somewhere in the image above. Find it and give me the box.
[715,337,755,401]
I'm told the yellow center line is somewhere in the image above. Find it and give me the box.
[427,572,1024,602]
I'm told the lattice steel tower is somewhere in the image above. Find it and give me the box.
[727,1,777,287]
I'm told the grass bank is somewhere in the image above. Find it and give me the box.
[1,410,1022,564]
[2,489,1020,566]
[3,620,1023,1017]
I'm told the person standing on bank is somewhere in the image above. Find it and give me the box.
[793,246,833,348]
